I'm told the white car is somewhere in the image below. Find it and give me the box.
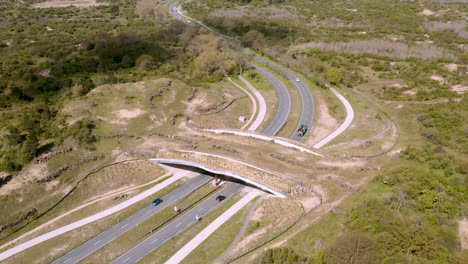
[295,78,300,82]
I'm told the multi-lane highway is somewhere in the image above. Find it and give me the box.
[253,65,291,136]
[51,174,212,264]
[112,182,244,264]
[255,57,314,142]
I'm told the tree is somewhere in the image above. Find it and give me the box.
[324,232,381,264]
[19,128,38,165]
[242,30,265,49]
[261,247,310,264]
[326,67,342,85]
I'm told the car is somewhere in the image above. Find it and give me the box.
[215,195,226,202]
[297,125,308,137]
[152,198,162,206]
[295,78,300,82]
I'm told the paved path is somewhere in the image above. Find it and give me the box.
[51,174,212,264]
[239,76,267,131]
[0,170,193,262]
[313,86,354,149]
[165,189,262,264]
[252,64,291,136]
[204,129,323,157]
[255,57,314,142]
[112,183,244,264]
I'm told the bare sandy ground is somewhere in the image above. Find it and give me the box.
[306,93,339,146]
[114,108,146,119]
[32,0,108,8]
[451,84,468,94]
[459,218,468,249]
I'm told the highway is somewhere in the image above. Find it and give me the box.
[255,56,314,142]
[51,174,212,264]
[112,182,244,264]
[253,64,292,136]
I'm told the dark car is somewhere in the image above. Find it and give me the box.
[152,198,162,206]
[297,125,308,137]
[215,195,226,202]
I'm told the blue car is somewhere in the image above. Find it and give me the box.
[152,198,162,206]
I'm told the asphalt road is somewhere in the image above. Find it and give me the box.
[253,64,292,136]
[255,57,314,141]
[168,2,295,138]
[111,183,244,264]
[51,174,212,264]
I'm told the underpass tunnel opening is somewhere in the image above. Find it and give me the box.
[158,163,275,196]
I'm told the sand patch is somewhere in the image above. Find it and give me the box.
[403,90,416,96]
[451,84,468,94]
[420,9,435,16]
[301,195,321,211]
[389,83,407,89]
[32,0,109,8]
[306,93,339,146]
[114,108,146,119]
[459,218,468,249]
[184,94,208,115]
[430,75,445,84]
[0,163,48,195]
[444,63,458,72]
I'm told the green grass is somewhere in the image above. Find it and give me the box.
[242,70,279,132]
[181,198,258,264]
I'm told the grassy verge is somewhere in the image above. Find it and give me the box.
[180,198,257,264]
[4,179,188,264]
[139,192,244,263]
[81,182,219,263]
[242,70,279,133]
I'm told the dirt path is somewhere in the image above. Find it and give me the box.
[213,195,265,263]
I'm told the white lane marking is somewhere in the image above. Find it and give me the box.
[93,240,101,245]
[120,223,129,229]
[123,257,130,263]
[63,258,71,263]
[197,208,203,212]
[150,238,159,245]
[175,222,182,228]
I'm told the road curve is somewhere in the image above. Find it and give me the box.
[239,76,267,131]
[111,183,244,264]
[253,64,291,136]
[50,174,212,264]
[313,86,354,149]
[169,2,292,137]
[255,57,315,142]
